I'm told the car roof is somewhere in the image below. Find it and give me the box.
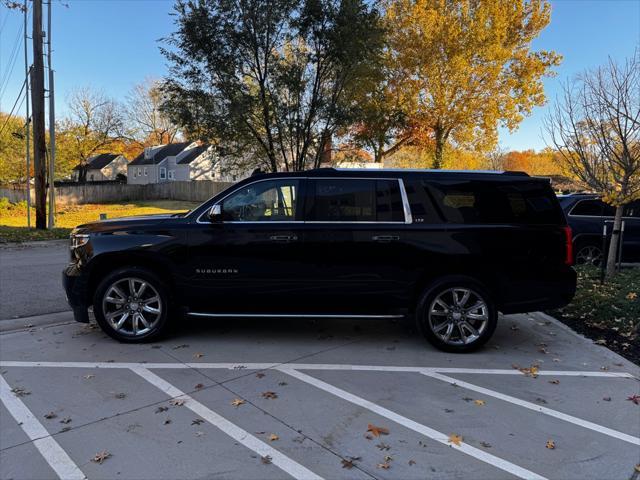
[248,167,534,181]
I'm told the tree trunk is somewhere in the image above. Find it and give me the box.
[605,205,624,279]
[433,127,445,169]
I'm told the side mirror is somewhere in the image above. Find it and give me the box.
[208,204,223,222]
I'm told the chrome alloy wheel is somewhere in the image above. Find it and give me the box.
[575,245,603,266]
[101,277,162,336]
[427,288,489,346]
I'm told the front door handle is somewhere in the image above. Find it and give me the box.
[269,235,298,242]
[372,235,400,242]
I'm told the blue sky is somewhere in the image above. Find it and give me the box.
[1,0,638,151]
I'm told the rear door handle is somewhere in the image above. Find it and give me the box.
[372,235,400,242]
[269,235,298,242]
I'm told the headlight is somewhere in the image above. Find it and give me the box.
[70,233,90,249]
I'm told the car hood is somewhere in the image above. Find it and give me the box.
[73,214,177,234]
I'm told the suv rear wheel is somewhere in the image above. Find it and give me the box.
[93,267,170,342]
[417,278,497,352]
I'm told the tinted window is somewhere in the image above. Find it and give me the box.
[427,180,563,225]
[624,201,640,218]
[222,179,299,221]
[404,180,443,224]
[311,179,404,222]
[570,200,603,216]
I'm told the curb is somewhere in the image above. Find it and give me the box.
[0,310,75,333]
[0,239,68,249]
[534,311,640,377]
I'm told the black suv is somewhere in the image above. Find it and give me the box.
[559,194,640,265]
[63,169,576,352]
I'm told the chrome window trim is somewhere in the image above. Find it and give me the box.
[196,176,413,225]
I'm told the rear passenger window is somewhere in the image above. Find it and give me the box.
[427,180,563,225]
[310,179,404,222]
[571,200,604,216]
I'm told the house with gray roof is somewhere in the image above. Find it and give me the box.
[72,153,128,182]
[127,142,193,184]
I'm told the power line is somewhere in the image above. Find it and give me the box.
[0,77,26,137]
[0,16,26,104]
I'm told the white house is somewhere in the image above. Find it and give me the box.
[127,142,250,184]
[127,142,193,184]
[72,153,128,182]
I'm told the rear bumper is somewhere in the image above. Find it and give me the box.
[62,265,90,323]
[499,267,577,314]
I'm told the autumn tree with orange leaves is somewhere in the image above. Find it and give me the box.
[368,0,562,168]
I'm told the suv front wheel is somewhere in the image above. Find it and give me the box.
[93,267,170,342]
[417,278,497,352]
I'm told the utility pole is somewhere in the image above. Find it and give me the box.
[30,0,47,229]
[47,0,55,228]
[23,0,31,228]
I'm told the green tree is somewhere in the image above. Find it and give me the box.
[161,0,384,172]
[0,112,28,183]
[384,0,561,168]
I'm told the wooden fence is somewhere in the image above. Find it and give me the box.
[0,181,234,205]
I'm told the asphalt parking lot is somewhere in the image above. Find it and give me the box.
[1,311,639,480]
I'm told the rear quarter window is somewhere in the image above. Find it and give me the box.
[427,180,564,225]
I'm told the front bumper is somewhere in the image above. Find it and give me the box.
[62,265,90,323]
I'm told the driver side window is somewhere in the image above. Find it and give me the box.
[222,179,299,222]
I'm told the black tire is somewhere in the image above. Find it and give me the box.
[93,267,170,343]
[416,277,497,353]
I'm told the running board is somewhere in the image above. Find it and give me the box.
[187,312,405,319]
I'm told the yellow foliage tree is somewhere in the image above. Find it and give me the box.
[385,0,561,168]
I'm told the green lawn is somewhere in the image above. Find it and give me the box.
[549,266,640,364]
[0,200,200,243]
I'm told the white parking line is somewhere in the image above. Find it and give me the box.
[0,375,86,480]
[422,371,640,446]
[0,360,635,378]
[279,367,547,480]
[130,367,324,480]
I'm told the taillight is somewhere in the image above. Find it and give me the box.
[563,226,574,266]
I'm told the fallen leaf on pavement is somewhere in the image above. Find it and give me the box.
[377,463,391,469]
[172,344,189,349]
[546,440,555,449]
[548,379,560,385]
[262,391,278,399]
[513,364,539,378]
[155,406,168,413]
[376,442,390,451]
[44,412,57,419]
[231,398,246,407]
[480,441,492,448]
[261,455,272,464]
[448,434,463,446]
[627,394,640,405]
[256,373,265,379]
[603,396,612,401]
[193,352,204,359]
[83,374,95,380]
[11,387,30,397]
[91,451,111,464]
[626,292,637,300]
[367,424,389,437]
[170,399,186,406]
[341,459,355,469]
[194,383,204,390]
[60,417,72,424]
[163,419,172,425]
[191,419,204,425]
[408,459,416,466]
[268,433,279,442]
[635,464,640,473]
[278,381,288,386]
[114,393,126,399]
[474,399,486,406]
